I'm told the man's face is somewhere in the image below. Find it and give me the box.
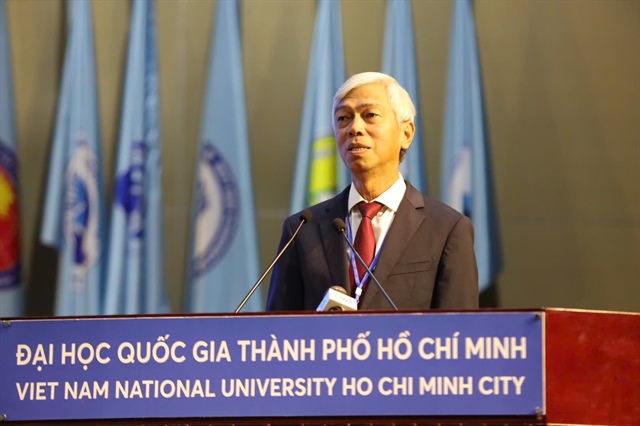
[333,83,413,178]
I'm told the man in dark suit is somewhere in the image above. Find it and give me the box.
[266,72,478,311]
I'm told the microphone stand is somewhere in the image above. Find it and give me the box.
[234,211,312,313]
[333,218,398,311]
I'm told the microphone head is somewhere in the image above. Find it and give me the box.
[316,285,357,312]
[332,218,346,233]
[299,209,313,223]
[330,285,347,295]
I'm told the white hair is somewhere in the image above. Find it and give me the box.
[332,72,416,125]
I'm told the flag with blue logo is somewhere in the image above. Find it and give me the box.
[440,0,502,293]
[290,0,348,213]
[382,0,427,194]
[104,0,167,315]
[185,0,262,313]
[0,0,22,317]
[40,0,106,316]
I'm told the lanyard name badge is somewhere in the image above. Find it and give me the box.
[347,215,384,303]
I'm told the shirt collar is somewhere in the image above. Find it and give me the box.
[347,174,407,213]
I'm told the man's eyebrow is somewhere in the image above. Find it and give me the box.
[333,105,349,115]
[334,101,384,114]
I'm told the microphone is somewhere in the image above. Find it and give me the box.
[234,210,313,313]
[332,218,398,311]
[316,286,357,312]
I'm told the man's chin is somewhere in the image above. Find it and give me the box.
[346,160,373,176]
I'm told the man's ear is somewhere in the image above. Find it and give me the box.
[401,121,415,150]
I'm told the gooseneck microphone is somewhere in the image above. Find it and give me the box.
[316,286,357,311]
[332,218,398,311]
[235,210,313,313]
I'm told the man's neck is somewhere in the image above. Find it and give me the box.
[352,173,400,201]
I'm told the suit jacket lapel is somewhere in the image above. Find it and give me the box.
[360,182,425,309]
[319,187,351,293]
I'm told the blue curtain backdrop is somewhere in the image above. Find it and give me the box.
[440,0,502,294]
[0,0,22,317]
[40,0,107,316]
[185,0,262,313]
[382,0,427,194]
[289,0,348,214]
[104,0,168,315]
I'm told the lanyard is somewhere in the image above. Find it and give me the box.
[347,215,384,303]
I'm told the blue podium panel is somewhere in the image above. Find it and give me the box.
[0,312,544,421]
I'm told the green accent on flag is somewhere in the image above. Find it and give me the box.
[309,136,337,205]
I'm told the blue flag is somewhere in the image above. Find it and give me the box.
[185,0,262,313]
[440,0,502,293]
[289,0,348,214]
[382,0,427,194]
[40,0,106,316]
[0,0,22,317]
[104,0,167,315]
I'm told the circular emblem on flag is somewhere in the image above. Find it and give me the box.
[115,141,146,238]
[193,143,240,276]
[64,138,101,278]
[0,140,20,289]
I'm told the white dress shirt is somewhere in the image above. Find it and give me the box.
[346,174,407,255]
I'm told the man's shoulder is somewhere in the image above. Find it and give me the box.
[423,194,463,217]
[404,183,455,213]
[285,190,348,224]
[404,183,468,224]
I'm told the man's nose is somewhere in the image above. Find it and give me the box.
[348,115,364,136]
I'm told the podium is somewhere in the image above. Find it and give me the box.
[1,308,638,425]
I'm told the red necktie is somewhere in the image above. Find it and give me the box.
[350,202,383,292]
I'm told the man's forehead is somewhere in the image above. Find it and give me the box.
[335,100,385,111]
[335,84,390,111]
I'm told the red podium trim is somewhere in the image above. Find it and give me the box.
[545,308,640,425]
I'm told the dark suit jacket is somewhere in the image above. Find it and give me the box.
[266,182,478,311]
